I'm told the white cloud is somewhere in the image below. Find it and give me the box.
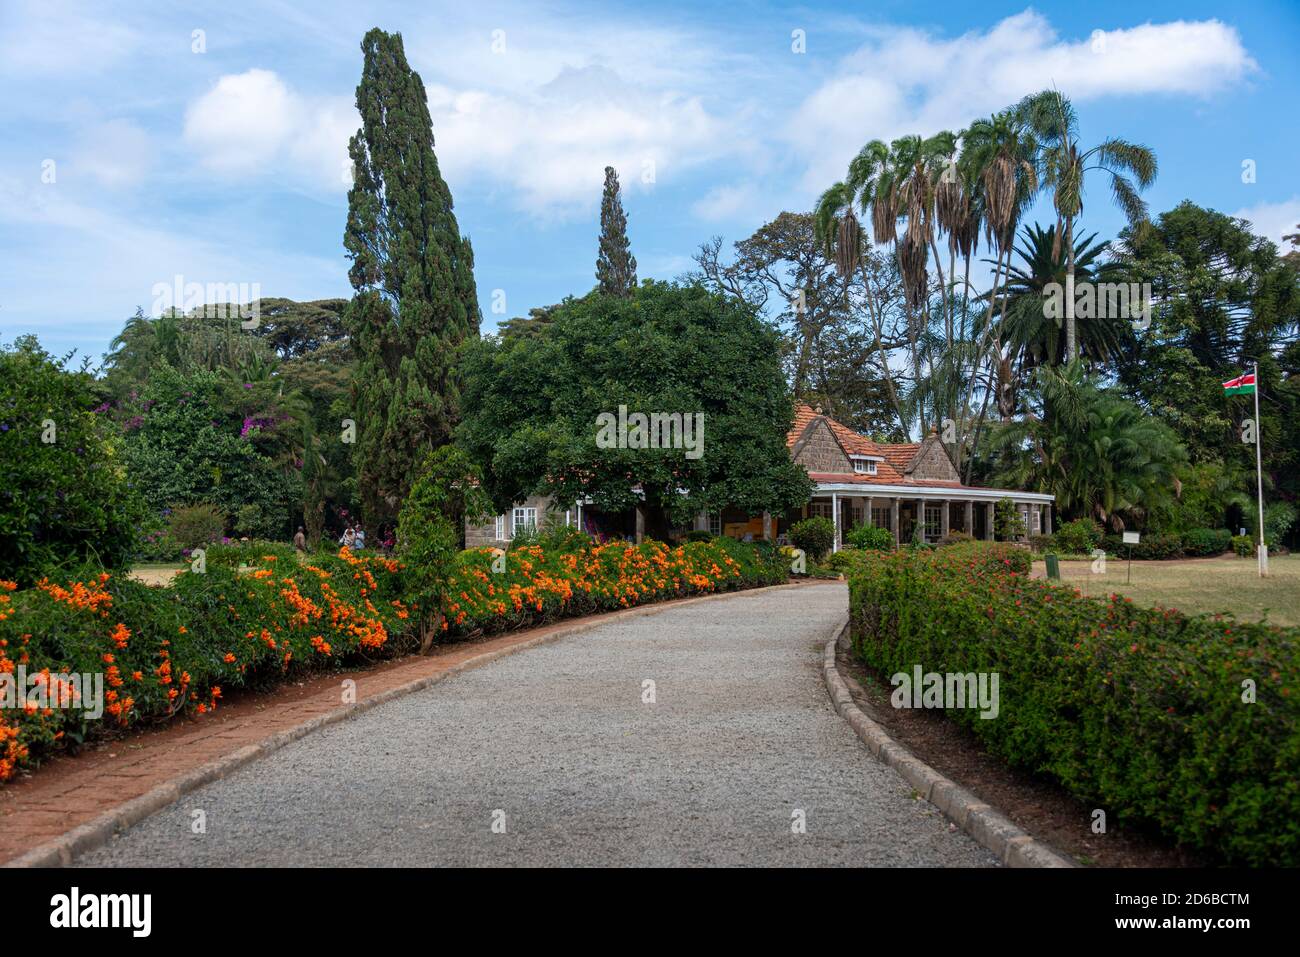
[175,14,753,213]
[182,69,355,190]
[692,183,761,222]
[790,12,1257,192]
[400,17,764,215]
[1232,196,1300,249]
[68,120,154,189]
[425,65,729,215]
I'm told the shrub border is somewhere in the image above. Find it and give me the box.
[5,581,814,868]
[821,622,1074,869]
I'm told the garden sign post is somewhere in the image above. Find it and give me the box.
[1122,531,1139,584]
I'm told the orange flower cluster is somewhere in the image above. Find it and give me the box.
[0,719,28,782]
[0,580,15,623]
[439,540,749,634]
[34,574,113,618]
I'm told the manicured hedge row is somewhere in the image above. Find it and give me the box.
[0,537,786,782]
[847,543,1299,865]
[1033,524,1236,560]
[1100,532,1184,561]
[1180,528,1234,557]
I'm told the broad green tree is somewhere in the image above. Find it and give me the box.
[1111,201,1300,542]
[0,337,145,582]
[459,281,813,532]
[343,28,480,528]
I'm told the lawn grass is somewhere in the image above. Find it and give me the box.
[127,563,185,586]
[1033,553,1300,627]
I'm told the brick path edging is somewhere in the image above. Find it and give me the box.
[821,621,1075,868]
[5,581,823,868]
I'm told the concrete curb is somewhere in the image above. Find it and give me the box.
[5,580,829,869]
[822,620,1074,869]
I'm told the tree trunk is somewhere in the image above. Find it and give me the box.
[418,609,445,656]
[1065,217,1078,363]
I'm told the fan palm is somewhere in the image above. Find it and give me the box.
[814,132,957,310]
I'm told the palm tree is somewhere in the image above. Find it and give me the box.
[1015,90,1157,363]
[991,225,1132,403]
[105,309,183,388]
[949,110,1038,453]
[815,132,963,312]
[814,132,959,436]
[987,363,1186,529]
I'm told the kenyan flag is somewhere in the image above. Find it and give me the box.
[1222,372,1256,396]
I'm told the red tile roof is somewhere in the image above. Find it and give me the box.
[878,443,920,472]
[790,403,1011,493]
[788,403,922,481]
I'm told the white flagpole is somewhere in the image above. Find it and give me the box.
[1254,361,1268,577]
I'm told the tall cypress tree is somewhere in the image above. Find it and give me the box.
[343,28,479,526]
[595,166,637,297]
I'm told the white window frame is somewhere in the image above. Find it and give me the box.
[513,507,537,536]
[495,514,506,540]
[709,513,722,536]
[850,456,879,475]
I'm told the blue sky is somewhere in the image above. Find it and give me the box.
[1,0,1297,361]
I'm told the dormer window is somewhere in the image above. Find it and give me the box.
[849,455,878,475]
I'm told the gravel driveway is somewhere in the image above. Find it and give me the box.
[78,583,996,867]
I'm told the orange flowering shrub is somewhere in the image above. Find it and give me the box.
[0,547,406,783]
[439,538,784,635]
[0,537,784,782]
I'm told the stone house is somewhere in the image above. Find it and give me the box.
[784,404,1054,550]
[465,403,1054,549]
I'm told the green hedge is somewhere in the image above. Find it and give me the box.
[939,539,1032,574]
[201,539,303,569]
[847,544,1300,865]
[790,517,835,561]
[1181,528,1232,557]
[1055,518,1103,555]
[1101,532,1183,560]
[846,524,894,551]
